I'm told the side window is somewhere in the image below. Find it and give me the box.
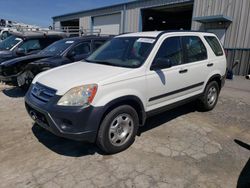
[182,36,207,63]
[93,40,106,51]
[204,36,223,56]
[71,42,90,56]
[19,39,41,53]
[153,37,182,67]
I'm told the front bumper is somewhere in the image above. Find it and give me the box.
[25,85,104,142]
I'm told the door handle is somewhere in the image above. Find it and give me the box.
[179,69,188,74]
[207,63,214,67]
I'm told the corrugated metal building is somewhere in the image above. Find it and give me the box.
[53,0,250,76]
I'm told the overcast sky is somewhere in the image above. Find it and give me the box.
[0,0,134,27]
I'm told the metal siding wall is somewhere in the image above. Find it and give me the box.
[192,0,250,49]
[79,17,90,30]
[126,0,193,9]
[124,0,194,32]
[192,0,250,75]
[54,0,194,33]
[222,0,235,48]
[125,8,140,33]
[235,0,248,47]
[54,21,61,28]
[225,49,250,75]
[243,1,250,49]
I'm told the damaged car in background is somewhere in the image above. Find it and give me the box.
[0,36,111,88]
[0,31,67,64]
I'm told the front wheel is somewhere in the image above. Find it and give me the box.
[97,105,139,154]
[199,81,220,111]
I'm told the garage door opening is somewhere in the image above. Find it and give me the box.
[141,3,193,31]
[92,13,121,35]
[60,19,80,36]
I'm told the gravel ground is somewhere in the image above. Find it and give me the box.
[0,77,250,188]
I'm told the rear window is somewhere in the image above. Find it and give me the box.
[204,36,223,56]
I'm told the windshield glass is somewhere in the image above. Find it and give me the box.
[39,39,75,56]
[86,37,155,68]
[0,35,22,50]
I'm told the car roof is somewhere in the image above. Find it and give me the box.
[117,31,162,38]
[117,30,216,38]
[10,30,67,39]
[60,35,114,42]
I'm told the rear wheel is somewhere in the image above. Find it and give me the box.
[97,105,139,154]
[199,81,219,111]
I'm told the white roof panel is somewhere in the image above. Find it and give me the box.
[117,31,162,38]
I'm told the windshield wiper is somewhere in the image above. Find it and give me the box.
[85,59,137,68]
[85,59,119,67]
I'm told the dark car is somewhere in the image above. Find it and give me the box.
[0,31,67,63]
[0,35,112,88]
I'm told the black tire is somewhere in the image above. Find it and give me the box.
[199,81,220,111]
[97,105,139,154]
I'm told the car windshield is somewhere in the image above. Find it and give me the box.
[86,37,155,68]
[39,39,75,56]
[0,35,22,50]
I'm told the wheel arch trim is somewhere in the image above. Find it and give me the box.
[101,95,147,126]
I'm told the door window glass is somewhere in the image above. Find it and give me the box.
[204,36,223,56]
[182,36,207,63]
[153,37,182,67]
[71,42,90,56]
[19,39,41,53]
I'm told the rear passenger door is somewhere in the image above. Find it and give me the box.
[181,35,210,92]
[146,35,209,111]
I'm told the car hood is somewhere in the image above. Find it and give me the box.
[0,50,13,63]
[33,61,135,95]
[1,54,52,67]
[32,56,66,65]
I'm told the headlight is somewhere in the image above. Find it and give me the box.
[57,84,98,107]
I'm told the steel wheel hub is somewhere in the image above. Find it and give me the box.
[207,86,217,106]
[109,113,134,146]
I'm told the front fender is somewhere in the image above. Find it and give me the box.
[93,87,147,110]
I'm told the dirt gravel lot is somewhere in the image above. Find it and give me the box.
[0,77,250,188]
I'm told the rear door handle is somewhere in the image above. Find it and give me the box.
[207,63,214,67]
[179,69,188,74]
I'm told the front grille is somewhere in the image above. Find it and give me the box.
[31,82,57,103]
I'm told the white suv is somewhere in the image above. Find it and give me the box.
[25,31,227,154]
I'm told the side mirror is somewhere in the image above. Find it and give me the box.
[16,48,25,56]
[150,58,172,70]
